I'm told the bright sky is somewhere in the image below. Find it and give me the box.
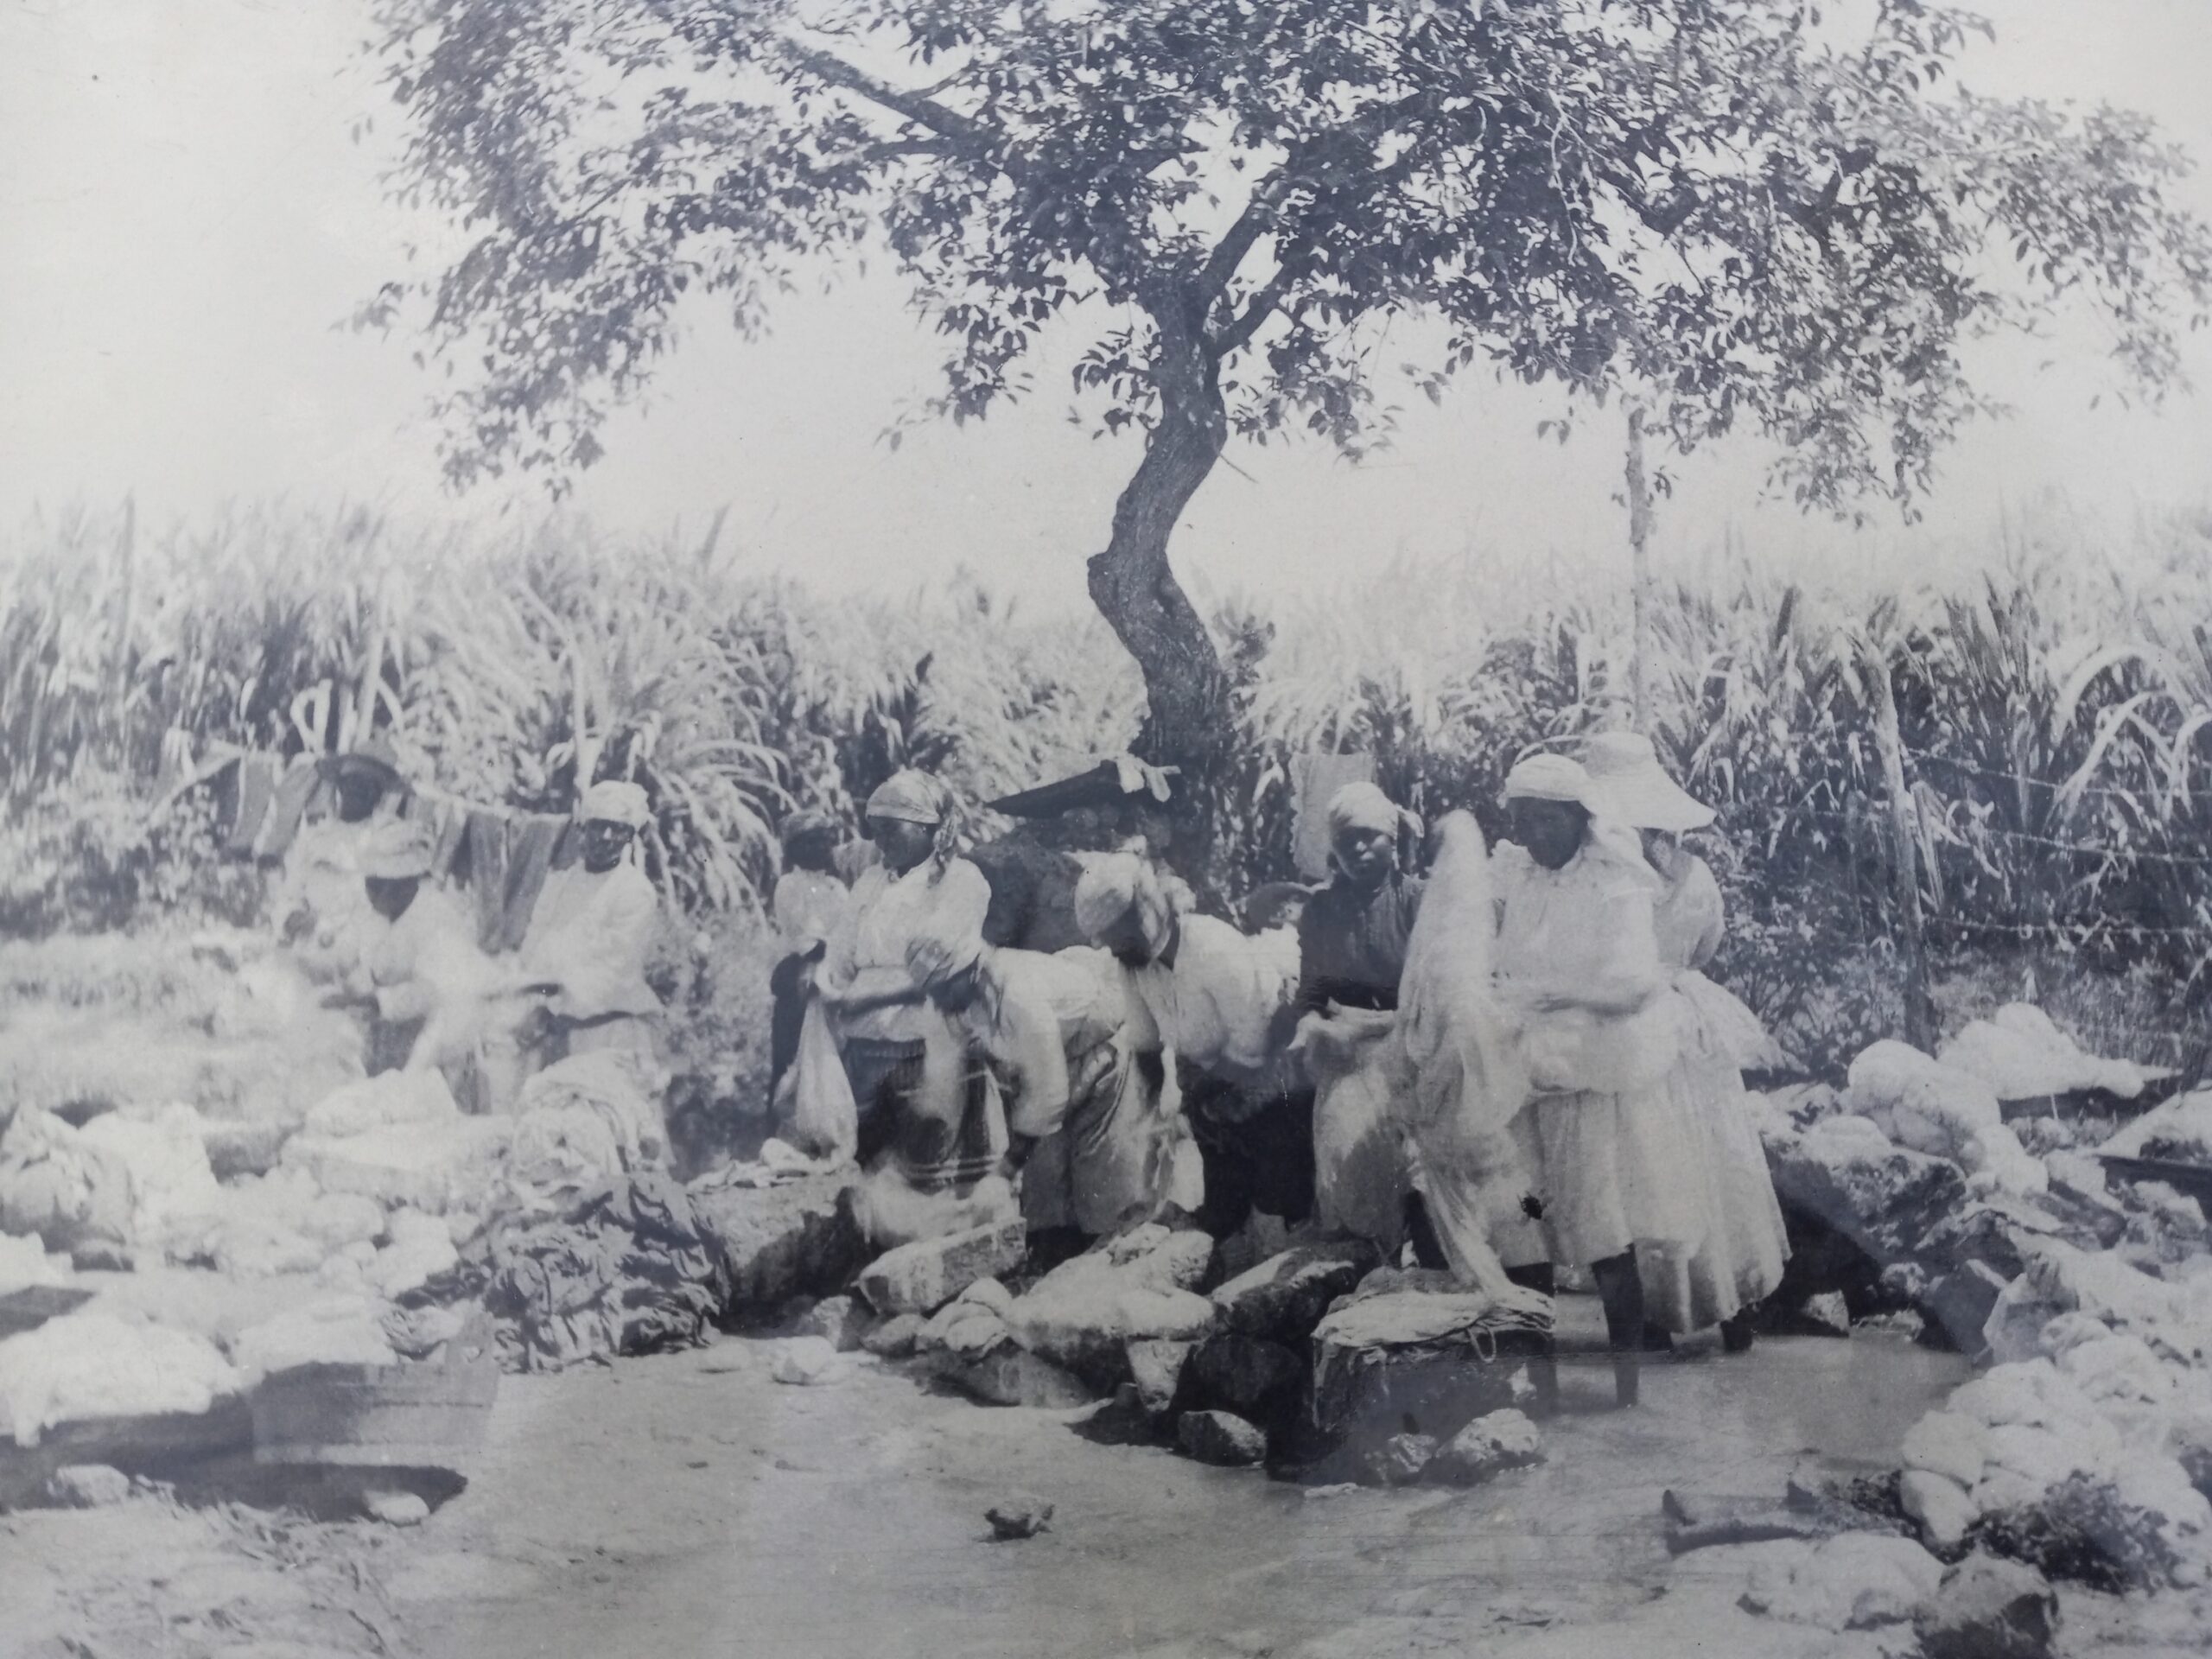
[3,0,2210,611]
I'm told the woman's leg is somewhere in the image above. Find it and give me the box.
[1504,1261,1560,1416]
[1591,1250,1645,1408]
[1719,1308,1758,1354]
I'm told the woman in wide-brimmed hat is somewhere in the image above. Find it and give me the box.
[1582,731,1789,1355]
[1490,752,1703,1409]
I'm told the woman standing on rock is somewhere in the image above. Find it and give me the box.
[1582,732,1789,1355]
[817,771,1002,1222]
[1491,753,1701,1408]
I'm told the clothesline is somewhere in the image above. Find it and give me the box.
[1790,802,2212,870]
[186,739,583,954]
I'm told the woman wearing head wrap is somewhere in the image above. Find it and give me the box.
[1289,781,1428,1254]
[1491,753,1702,1408]
[501,780,666,1107]
[766,810,854,1103]
[816,770,999,1211]
[906,924,1177,1255]
[1583,732,1789,1355]
[330,820,499,1095]
[1072,854,1300,1239]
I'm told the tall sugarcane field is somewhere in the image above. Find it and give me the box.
[10,4,2212,1658]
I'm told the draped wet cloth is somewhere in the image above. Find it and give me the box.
[1491,831,1703,1268]
[1391,813,1548,1286]
[1294,857,1424,1255]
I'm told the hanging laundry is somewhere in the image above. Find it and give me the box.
[463,809,513,952]
[499,813,571,953]
[222,752,278,855]
[251,758,324,862]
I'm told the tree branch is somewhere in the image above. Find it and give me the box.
[783,42,1021,174]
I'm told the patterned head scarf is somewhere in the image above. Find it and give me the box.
[1325,782,1421,842]
[865,768,961,879]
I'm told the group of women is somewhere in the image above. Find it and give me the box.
[786,733,1789,1412]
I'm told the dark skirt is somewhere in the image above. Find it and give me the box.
[842,1035,1000,1195]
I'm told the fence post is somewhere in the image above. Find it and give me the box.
[1859,636,1938,1051]
[1624,401,1655,735]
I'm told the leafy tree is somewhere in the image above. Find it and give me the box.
[364,0,2211,830]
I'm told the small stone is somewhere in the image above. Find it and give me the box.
[984,1493,1054,1541]
[855,1218,1027,1315]
[1178,1409,1268,1466]
[1901,1469,1980,1553]
[1429,1409,1544,1485]
[794,1294,874,1353]
[1364,1433,1438,1488]
[862,1313,926,1358]
[769,1336,848,1386]
[1127,1338,1194,1417]
[1802,1291,1853,1337]
[364,1491,431,1527]
[1917,1553,2059,1659]
[1741,1532,1944,1631]
[44,1465,130,1509]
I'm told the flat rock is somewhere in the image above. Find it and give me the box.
[44,1465,131,1509]
[1209,1241,1380,1343]
[1178,1409,1267,1467]
[855,1217,1027,1316]
[1004,1261,1215,1386]
[1663,1491,1889,1554]
[1918,1553,2059,1659]
[1309,1278,1538,1440]
[930,1344,1095,1409]
[1429,1409,1543,1485]
[691,1173,869,1313]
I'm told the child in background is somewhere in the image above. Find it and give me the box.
[769,811,852,1100]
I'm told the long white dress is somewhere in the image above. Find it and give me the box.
[1491,830,1705,1268]
[1639,856,1791,1332]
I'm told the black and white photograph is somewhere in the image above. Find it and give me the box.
[5,2,2212,1655]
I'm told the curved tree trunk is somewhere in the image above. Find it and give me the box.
[1085,288,1235,886]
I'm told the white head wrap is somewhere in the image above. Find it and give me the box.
[1502,753,1599,810]
[1072,854,1174,957]
[580,779,652,830]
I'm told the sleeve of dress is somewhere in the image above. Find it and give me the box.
[995,975,1073,1141]
[942,859,994,937]
[1687,860,1726,971]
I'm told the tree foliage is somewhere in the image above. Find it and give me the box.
[363,0,2212,766]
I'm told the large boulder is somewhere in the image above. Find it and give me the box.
[855,1217,1027,1316]
[1186,1332,1304,1423]
[1209,1241,1381,1344]
[1916,1554,2058,1659]
[690,1172,868,1313]
[1001,1227,1217,1385]
[928,1344,1094,1409]
[1308,1269,1540,1443]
